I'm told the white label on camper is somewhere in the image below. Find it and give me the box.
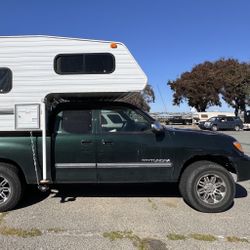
[15,104,40,129]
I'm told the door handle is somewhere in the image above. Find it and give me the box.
[81,140,92,144]
[102,139,113,145]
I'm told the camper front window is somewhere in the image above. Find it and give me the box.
[0,68,12,93]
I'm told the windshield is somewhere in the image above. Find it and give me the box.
[207,117,216,122]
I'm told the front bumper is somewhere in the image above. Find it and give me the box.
[230,155,250,182]
[198,123,212,130]
[198,124,208,130]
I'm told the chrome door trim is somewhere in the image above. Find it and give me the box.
[55,162,173,169]
[97,162,173,168]
[55,163,96,168]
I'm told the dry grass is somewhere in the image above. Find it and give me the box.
[167,233,186,240]
[103,230,168,250]
[0,226,42,238]
[0,212,42,238]
[190,233,217,242]
[226,236,249,243]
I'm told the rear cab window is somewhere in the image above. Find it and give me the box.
[55,110,92,134]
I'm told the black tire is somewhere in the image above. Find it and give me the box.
[234,125,240,131]
[179,161,235,213]
[0,163,23,212]
[211,125,218,131]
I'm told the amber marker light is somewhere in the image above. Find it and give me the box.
[233,141,244,153]
[110,42,118,48]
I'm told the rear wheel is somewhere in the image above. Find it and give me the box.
[179,161,235,213]
[0,163,23,212]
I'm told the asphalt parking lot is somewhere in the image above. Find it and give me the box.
[1,130,250,250]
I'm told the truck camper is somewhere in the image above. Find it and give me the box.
[0,36,249,213]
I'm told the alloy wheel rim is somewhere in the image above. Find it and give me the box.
[196,174,227,204]
[0,176,11,204]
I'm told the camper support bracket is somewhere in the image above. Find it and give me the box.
[41,101,49,184]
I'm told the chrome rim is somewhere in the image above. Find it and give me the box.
[196,174,227,204]
[0,177,11,204]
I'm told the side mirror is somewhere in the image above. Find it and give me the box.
[151,121,164,133]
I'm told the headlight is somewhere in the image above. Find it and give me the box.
[233,141,244,153]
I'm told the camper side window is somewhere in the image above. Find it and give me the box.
[54,53,115,74]
[0,68,12,93]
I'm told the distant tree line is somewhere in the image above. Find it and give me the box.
[168,59,250,115]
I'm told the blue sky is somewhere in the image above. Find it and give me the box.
[1,0,250,112]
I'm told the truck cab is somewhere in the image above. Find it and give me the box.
[52,101,174,183]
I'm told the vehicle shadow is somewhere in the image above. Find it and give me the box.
[235,183,248,198]
[15,182,247,209]
[15,185,50,210]
[51,183,181,203]
[50,182,247,203]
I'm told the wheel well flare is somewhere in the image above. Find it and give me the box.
[179,155,236,180]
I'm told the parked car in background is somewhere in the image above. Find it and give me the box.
[199,116,243,131]
[165,116,192,125]
[101,111,126,132]
[193,112,235,124]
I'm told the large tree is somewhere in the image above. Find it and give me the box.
[122,84,155,112]
[214,59,250,115]
[168,61,221,112]
[169,59,250,113]
[247,84,250,104]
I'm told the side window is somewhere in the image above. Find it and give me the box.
[107,114,123,124]
[100,107,151,133]
[56,110,92,134]
[54,53,115,74]
[0,68,12,93]
[226,117,234,122]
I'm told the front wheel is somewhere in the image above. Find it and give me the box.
[0,163,23,212]
[234,125,240,131]
[211,125,218,131]
[179,161,235,213]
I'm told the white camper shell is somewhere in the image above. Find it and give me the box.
[0,35,147,183]
[0,35,147,131]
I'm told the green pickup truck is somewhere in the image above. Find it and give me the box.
[0,101,250,213]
